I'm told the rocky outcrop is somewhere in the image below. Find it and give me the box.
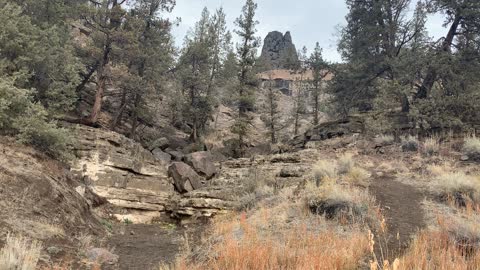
[168,162,203,193]
[152,148,172,163]
[290,116,365,149]
[184,151,218,180]
[167,187,238,223]
[70,125,174,214]
[259,31,298,69]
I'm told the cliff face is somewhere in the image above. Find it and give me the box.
[259,31,299,69]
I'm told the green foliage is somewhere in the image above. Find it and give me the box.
[0,77,71,160]
[0,0,82,115]
[409,92,480,131]
[231,0,260,155]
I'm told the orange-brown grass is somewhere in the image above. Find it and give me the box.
[172,215,369,270]
[390,213,480,270]
[168,190,371,270]
[396,230,480,270]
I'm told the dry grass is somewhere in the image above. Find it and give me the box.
[337,153,355,175]
[463,136,480,159]
[168,195,370,270]
[423,137,440,156]
[312,160,336,185]
[374,135,395,146]
[434,171,480,206]
[303,180,376,223]
[401,136,419,152]
[394,214,480,270]
[0,233,42,270]
[346,167,370,187]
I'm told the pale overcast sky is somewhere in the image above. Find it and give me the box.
[167,0,447,62]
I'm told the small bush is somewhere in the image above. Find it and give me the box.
[346,167,370,186]
[423,137,440,156]
[304,181,373,221]
[463,136,480,160]
[0,233,42,270]
[434,172,480,206]
[401,135,419,152]
[374,134,395,146]
[313,160,336,186]
[337,153,354,175]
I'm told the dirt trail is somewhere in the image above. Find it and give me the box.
[370,175,426,261]
[108,224,196,270]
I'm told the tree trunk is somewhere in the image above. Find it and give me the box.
[313,88,319,125]
[87,63,107,124]
[111,88,128,130]
[417,14,461,99]
[129,93,141,139]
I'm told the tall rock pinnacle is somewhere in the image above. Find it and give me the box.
[259,31,299,70]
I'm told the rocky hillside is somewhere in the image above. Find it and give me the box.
[0,138,105,268]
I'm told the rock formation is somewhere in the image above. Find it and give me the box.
[259,31,299,69]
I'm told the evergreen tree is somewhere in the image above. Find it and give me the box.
[308,42,328,125]
[232,0,260,157]
[115,0,176,138]
[260,71,282,144]
[292,46,308,136]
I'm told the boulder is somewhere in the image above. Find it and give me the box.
[149,137,169,151]
[278,167,302,178]
[86,248,119,266]
[152,148,172,163]
[168,162,203,193]
[184,151,218,179]
[166,149,184,161]
[290,116,365,149]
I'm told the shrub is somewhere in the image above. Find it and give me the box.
[423,137,440,156]
[463,136,480,160]
[434,172,480,206]
[0,77,71,160]
[312,160,336,186]
[303,181,373,222]
[0,233,42,270]
[337,153,354,175]
[374,134,395,146]
[401,135,419,152]
[346,167,370,186]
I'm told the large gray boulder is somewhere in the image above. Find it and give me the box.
[149,137,169,151]
[184,151,218,180]
[168,162,203,193]
[152,148,172,163]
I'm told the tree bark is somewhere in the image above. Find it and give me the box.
[417,14,462,99]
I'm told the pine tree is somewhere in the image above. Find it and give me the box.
[308,42,328,125]
[292,46,308,136]
[232,0,260,157]
[80,0,128,125]
[260,71,282,144]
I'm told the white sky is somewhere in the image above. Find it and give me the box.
[166,0,447,62]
